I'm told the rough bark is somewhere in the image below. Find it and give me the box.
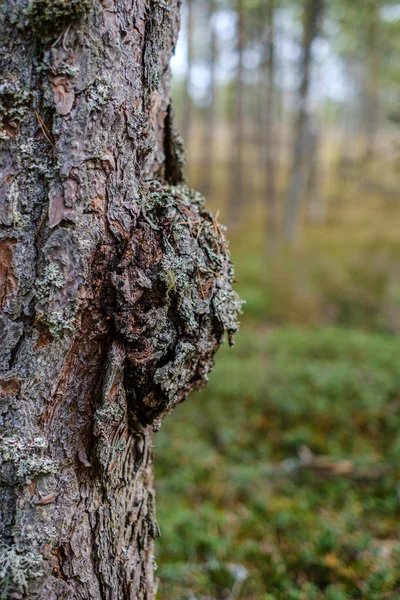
[0,1,241,599]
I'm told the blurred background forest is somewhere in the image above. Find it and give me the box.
[155,1,400,598]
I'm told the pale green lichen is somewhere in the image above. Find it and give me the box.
[160,253,189,289]
[35,264,75,337]
[56,63,80,78]
[94,403,125,439]
[0,436,58,484]
[44,304,76,338]
[153,341,196,393]
[114,181,242,429]
[86,79,111,110]
[0,543,44,600]
[159,269,177,300]
[6,178,26,228]
[24,0,91,40]
[36,263,64,303]
[137,184,242,338]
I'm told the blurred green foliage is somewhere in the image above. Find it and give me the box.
[155,327,400,599]
[160,0,400,591]
[155,190,400,599]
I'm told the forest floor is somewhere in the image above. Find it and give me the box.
[155,165,400,599]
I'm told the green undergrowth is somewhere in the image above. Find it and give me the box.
[155,165,400,598]
[155,327,400,599]
[229,215,400,332]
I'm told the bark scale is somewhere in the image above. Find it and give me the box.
[0,1,240,598]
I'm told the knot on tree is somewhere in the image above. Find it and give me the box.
[112,182,241,431]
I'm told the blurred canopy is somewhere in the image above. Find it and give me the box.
[171,0,400,245]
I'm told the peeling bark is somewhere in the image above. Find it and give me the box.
[0,1,240,598]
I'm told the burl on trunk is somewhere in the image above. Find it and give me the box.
[0,1,240,599]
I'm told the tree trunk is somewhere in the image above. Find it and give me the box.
[305,124,325,223]
[182,0,193,146]
[200,0,217,198]
[0,2,240,599]
[284,0,324,243]
[362,0,381,165]
[260,0,278,254]
[230,0,245,224]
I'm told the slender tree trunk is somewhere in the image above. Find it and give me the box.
[306,125,325,223]
[0,2,240,598]
[261,0,278,253]
[182,0,193,146]
[362,0,381,165]
[274,80,285,193]
[230,0,245,224]
[284,0,324,243]
[337,57,362,201]
[201,0,217,197]
[305,51,326,225]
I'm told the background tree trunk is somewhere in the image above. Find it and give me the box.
[0,1,239,599]
[284,0,324,243]
[182,0,193,146]
[261,0,278,254]
[230,0,245,223]
[362,0,381,166]
[201,0,217,197]
[305,124,325,223]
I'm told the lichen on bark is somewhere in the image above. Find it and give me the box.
[112,181,241,430]
[0,543,44,600]
[0,0,241,597]
[0,435,58,484]
[24,0,92,41]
